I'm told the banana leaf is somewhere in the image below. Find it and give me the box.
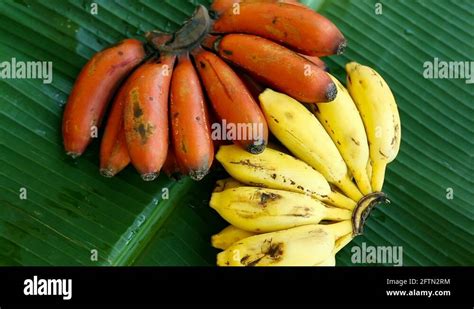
[0,0,472,266]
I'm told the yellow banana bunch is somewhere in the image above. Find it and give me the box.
[210,186,352,232]
[259,89,363,201]
[307,75,372,195]
[346,62,401,191]
[216,145,356,210]
[217,221,351,266]
[210,62,401,267]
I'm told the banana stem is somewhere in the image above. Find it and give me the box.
[323,206,352,221]
[352,167,372,196]
[337,175,363,201]
[351,192,390,236]
[320,190,357,210]
[371,159,387,192]
[333,233,353,254]
[321,220,352,239]
[146,5,211,54]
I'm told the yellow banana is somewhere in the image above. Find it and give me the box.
[366,160,373,184]
[346,62,401,191]
[307,75,372,195]
[315,254,336,266]
[216,145,356,210]
[214,178,243,193]
[334,233,353,254]
[217,221,351,266]
[212,226,349,265]
[259,89,363,201]
[388,94,401,163]
[210,186,352,232]
[211,225,257,250]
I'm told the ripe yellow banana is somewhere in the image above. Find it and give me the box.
[334,233,353,254]
[307,75,372,195]
[217,221,351,266]
[346,62,401,191]
[259,89,363,201]
[216,145,356,210]
[214,177,243,192]
[210,186,352,232]
[211,225,257,250]
[212,226,350,266]
[315,254,336,266]
[387,94,401,164]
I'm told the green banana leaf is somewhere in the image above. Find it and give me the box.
[0,0,472,266]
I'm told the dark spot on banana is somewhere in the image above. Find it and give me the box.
[249,182,267,187]
[337,140,341,145]
[133,102,143,118]
[379,149,389,158]
[137,124,146,142]
[262,240,284,260]
[351,137,360,145]
[271,173,277,179]
[229,159,263,169]
[284,112,293,119]
[259,192,280,206]
[297,185,304,190]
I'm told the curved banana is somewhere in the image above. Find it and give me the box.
[346,62,401,191]
[217,221,351,266]
[210,186,352,232]
[259,89,363,201]
[307,75,372,195]
[388,94,401,164]
[216,145,356,210]
[211,225,257,250]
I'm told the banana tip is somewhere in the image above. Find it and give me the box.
[141,172,159,181]
[100,168,116,178]
[325,82,338,102]
[66,151,81,159]
[336,39,347,55]
[189,169,209,181]
[246,142,266,154]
